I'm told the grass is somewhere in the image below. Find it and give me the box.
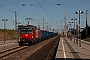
[0,29,90,42]
[0,29,18,41]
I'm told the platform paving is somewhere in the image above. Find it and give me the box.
[55,37,90,60]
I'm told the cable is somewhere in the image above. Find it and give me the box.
[0,0,29,19]
[43,0,51,15]
[43,0,59,32]
[0,6,14,13]
[1,2,90,6]
[0,3,59,6]
[0,6,26,19]
[36,0,59,31]
[7,0,28,18]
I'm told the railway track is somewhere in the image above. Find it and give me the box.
[27,36,60,60]
[0,46,28,58]
[45,38,60,60]
[0,36,59,60]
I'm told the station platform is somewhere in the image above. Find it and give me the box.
[55,37,90,60]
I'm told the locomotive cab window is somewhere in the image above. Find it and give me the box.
[21,28,32,34]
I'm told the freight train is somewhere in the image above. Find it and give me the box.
[18,25,58,46]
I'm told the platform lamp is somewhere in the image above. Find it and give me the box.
[71,18,77,43]
[2,18,8,43]
[69,22,73,30]
[75,10,83,47]
[16,22,20,40]
[69,21,73,41]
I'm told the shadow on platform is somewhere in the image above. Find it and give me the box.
[55,58,90,60]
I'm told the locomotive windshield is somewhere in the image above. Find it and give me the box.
[21,28,32,34]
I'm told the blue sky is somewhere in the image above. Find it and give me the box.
[0,0,90,32]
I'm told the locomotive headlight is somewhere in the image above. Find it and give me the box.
[32,36,33,38]
[19,38,20,41]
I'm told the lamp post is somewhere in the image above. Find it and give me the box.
[16,22,20,26]
[86,10,88,39]
[75,10,83,47]
[16,22,20,40]
[76,20,78,44]
[71,18,77,43]
[69,22,73,30]
[25,18,33,25]
[2,18,8,43]
[69,22,73,40]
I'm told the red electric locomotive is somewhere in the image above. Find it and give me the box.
[18,25,41,46]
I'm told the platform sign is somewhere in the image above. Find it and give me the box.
[69,28,72,31]
[68,32,71,36]
[78,34,81,37]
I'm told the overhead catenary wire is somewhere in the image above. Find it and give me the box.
[43,0,60,32]
[7,0,28,18]
[36,0,59,32]
[0,6,26,19]
[0,0,29,20]
[36,0,53,20]
[0,6,14,13]
[1,2,90,6]
[0,0,59,31]
[0,3,59,6]
[43,0,51,16]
